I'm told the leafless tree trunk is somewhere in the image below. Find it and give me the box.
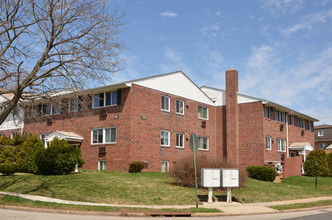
[0,0,125,124]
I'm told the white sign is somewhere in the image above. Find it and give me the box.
[221,169,239,188]
[201,168,221,188]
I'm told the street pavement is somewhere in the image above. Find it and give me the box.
[1,191,332,216]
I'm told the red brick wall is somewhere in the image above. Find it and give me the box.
[127,84,218,171]
[23,84,218,172]
[0,128,23,138]
[225,69,239,167]
[263,111,315,165]
[284,156,302,178]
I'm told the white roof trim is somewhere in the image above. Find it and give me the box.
[44,131,83,143]
[288,142,314,151]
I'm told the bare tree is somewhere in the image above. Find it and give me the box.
[0,0,125,124]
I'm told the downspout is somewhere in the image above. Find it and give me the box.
[286,111,293,158]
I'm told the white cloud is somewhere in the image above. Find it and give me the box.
[160,11,178,17]
[241,44,332,124]
[200,22,221,38]
[215,11,222,16]
[280,10,332,37]
[260,0,305,17]
[160,48,192,76]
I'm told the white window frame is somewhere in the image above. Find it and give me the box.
[266,136,271,150]
[98,160,107,171]
[320,143,326,149]
[69,98,79,112]
[198,105,209,120]
[277,138,286,152]
[176,132,184,148]
[308,121,312,131]
[318,130,324,136]
[275,110,285,123]
[298,118,305,129]
[41,102,61,116]
[161,161,169,172]
[91,127,117,144]
[198,136,209,151]
[93,91,117,108]
[161,95,170,112]
[264,107,270,119]
[176,99,184,115]
[160,130,170,147]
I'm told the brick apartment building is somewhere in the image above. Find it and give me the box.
[314,124,332,153]
[22,69,318,172]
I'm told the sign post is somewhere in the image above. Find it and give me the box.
[190,133,199,208]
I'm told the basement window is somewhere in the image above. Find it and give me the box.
[162,161,169,172]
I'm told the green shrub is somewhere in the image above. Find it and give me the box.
[16,135,44,173]
[304,150,328,177]
[0,161,16,176]
[327,152,332,177]
[0,145,17,164]
[170,155,247,188]
[129,161,145,173]
[35,138,84,175]
[246,166,276,182]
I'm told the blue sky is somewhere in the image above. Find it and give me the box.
[110,0,332,125]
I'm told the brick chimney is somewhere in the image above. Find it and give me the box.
[225,69,239,167]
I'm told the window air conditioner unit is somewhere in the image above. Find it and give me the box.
[99,109,107,116]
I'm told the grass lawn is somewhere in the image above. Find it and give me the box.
[1,171,331,205]
[269,200,332,211]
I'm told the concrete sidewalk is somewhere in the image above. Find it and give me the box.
[1,191,332,215]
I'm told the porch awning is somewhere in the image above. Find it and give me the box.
[44,131,83,143]
[326,144,332,150]
[288,142,313,151]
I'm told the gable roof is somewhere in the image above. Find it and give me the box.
[314,124,332,129]
[77,71,215,105]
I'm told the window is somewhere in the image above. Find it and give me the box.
[289,115,294,125]
[198,106,208,120]
[160,130,170,146]
[290,152,296,157]
[308,121,312,131]
[93,91,117,108]
[266,136,271,150]
[320,143,326,149]
[198,136,209,150]
[92,127,116,144]
[98,160,107,171]
[264,107,270,119]
[162,161,169,172]
[176,99,184,114]
[318,130,324,136]
[161,95,170,111]
[275,110,285,123]
[27,106,37,118]
[298,118,305,129]
[69,98,79,112]
[176,133,184,148]
[41,102,61,116]
[277,138,286,152]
